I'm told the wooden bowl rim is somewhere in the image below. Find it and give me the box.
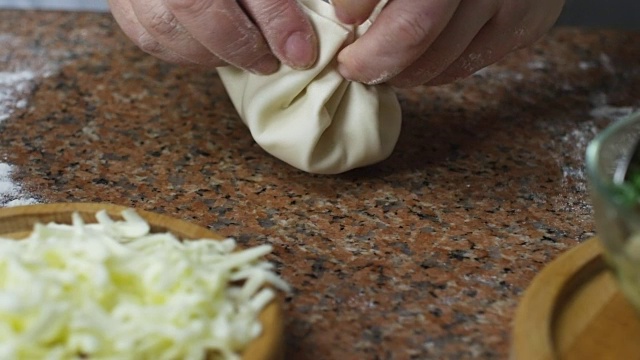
[511,238,604,360]
[0,202,283,360]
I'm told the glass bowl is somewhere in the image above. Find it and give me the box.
[586,111,640,311]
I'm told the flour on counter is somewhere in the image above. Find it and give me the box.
[0,162,37,207]
[0,70,36,123]
[589,93,637,120]
[527,59,549,70]
[0,70,39,207]
[1,35,63,208]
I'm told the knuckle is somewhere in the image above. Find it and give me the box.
[387,10,431,49]
[215,30,268,67]
[224,31,261,57]
[137,38,191,65]
[146,10,182,40]
[137,32,165,55]
[510,30,533,51]
[255,0,291,23]
[460,51,487,73]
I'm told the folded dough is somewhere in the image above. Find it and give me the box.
[217,0,401,174]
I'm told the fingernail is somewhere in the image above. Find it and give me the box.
[251,54,279,75]
[284,31,316,69]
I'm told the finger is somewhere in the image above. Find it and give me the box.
[108,0,196,65]
[332,0,380,24]
[165,0,279,74]
[389,0,499,88]
[424,0,563,86]
[423,22,518,86]
[238,0,318,69]
[337,0,462,85]
[127,0,231,68]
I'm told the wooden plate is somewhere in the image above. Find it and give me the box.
[511,237,640,360]
[0,202,284,360]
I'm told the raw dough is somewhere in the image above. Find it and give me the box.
[217,0,401,174]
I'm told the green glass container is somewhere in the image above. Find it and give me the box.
[586,111,640,311]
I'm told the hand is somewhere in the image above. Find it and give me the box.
[107,0,318,74]
[333,0,565,87]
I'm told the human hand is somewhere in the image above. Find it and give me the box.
[332,0,565,87]
[107,0,318,74]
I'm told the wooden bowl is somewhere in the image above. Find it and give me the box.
[511,237,640,360]
[0,202,284,360]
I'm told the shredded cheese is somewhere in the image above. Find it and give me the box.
[0,209,289,360]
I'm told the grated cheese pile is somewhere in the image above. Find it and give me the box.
[0,209,290,360]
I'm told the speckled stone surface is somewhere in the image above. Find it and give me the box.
[1,10,639,359]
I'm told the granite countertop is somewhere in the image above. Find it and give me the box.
[1,9,639,359]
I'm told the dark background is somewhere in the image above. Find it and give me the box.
[557,0,640,29]
[0,0,638,30]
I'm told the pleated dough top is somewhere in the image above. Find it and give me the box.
[217,0,402,174]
